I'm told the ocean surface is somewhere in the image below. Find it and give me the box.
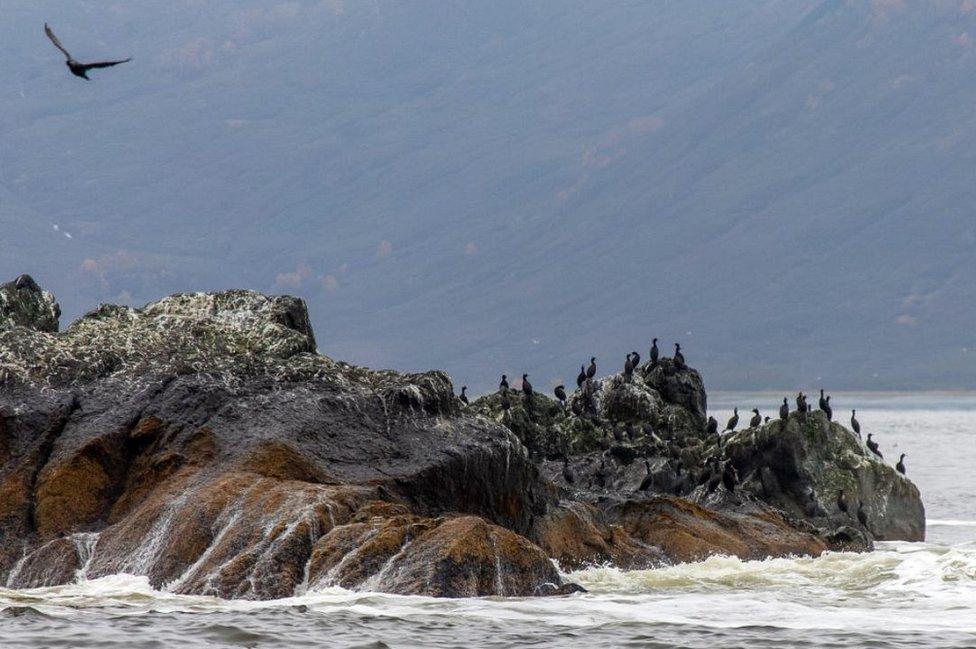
[2,393,974,648]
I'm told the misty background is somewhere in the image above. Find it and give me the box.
[1,0,974,394]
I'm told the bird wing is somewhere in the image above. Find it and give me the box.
[80,58,132,70]
[44,23,72,59]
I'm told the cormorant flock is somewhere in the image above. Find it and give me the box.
[456,340,910,491]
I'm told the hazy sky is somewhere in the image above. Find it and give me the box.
[2,1,975,393]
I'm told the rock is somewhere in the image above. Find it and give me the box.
[0,274,60,333]
[722,411,925,541]
[308,515,562,597]
[0,282,562,598]
[0,277,925,600]
[606,495,828,563]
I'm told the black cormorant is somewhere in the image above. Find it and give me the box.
[674,343,685,368]
[624,353,635,381]
[650,338,659,366]
[749,408,762,428]
[459,386,468,405]
[576,366,586,389]
[856,500,869,529]
[706,416,718,437]
[866,433,883,460]
[586,357,597,380]
[896,453,907,475]
[851,410,861,438]
[499,375,509,391]
[779,398,789,423]
[521,374,533,397]
[44,23,131,80]
[764,416,770,423]
[824,396,833,422]
[837,489,849,517]
[631,351,641,367]
[819,389,828,412]
[554,385,567,405]
[722,462,738,492]
[724,408,739,432]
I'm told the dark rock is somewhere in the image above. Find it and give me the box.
[0,274,60,334]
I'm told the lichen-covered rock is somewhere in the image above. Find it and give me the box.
[469,360,706,458]
[722,411,925,541]
[0,281,563,598]
[0,275,60,334]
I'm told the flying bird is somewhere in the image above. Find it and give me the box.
[45,23,131,80]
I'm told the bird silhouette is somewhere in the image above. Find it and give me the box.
[459,386,468,405]
[851,409,861,438]
[779,398,790,426]
[674,343,685,368]
[576,365,586,389]
[866,433,883,460]
[650,338,659,366]
[749,408,762,428]
[45,23,131,80]
[724,408,739,433]
[896,453,907,475]
[554,384,567,406]
[499,374,509,391]
[586,357,597,380]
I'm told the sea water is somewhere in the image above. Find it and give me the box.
[1,394,974,648]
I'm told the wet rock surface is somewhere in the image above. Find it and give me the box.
[0,276,925,599]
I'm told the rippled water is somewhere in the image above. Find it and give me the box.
[2,394,974,648]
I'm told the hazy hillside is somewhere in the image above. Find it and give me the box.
[2,0,974,393]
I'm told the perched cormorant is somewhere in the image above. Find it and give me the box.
[724,408,739,432]
[819,389,828,412]
[631,351,641,367]
[896,453,907,475]
[623,353,635,381]
[779,398,790,424]
[554,385,567,406]
[749,408,762,428]
[856,500,869,529]
[459,386,468,405]
[674,343,686,368]
[586,357,597,380]
[722,462,738,492]
[521,374,533,397]
[562,456,576,485]
[650,338,659,366]
[594,455,610,489]
[824,396,833,422]
[796,392,805,413]
[866,433,883,460]
[576,366,586,389]
[44,23,131,80]
[764,416,770,423]
[837,489,849,517]
[638,459,654,492]
[706,416,718,437]
[851,410,861,438]
[499,374,509,391]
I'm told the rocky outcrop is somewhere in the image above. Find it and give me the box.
[0,274,60,334]
[0,276,925,600]
[722,412,925,541]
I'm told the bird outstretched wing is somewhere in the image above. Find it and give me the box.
[81,58,132,70]
[44,23,72,60]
